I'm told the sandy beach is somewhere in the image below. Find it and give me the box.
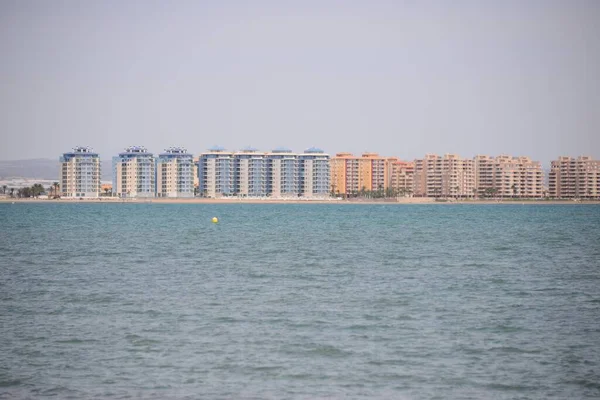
[1,197,598,205]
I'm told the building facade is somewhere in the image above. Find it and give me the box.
[112,146,155,198]
[387,159,414,196]
[549,156,600,199]
[299,147,330,197]
[59,146,101,198]
[197,146,235,198]
[197,146,330,198]
[234,147,269,197]
[269,147,299,197]
[413,154,475,198]
[475,155,544,198]
[156,147,194,198]
[330,152,390,195]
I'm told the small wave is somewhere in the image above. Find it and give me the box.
[307,344,351,358]
[492,246,512,251]
[485,382,538,391]
[490,346,542,354]
[55,338,98,344]
[0,379,21,387]
[563,379,600,390]
[125,334,160,346]
[214,316,241,323]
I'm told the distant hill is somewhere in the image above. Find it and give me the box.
[0,159,113,181]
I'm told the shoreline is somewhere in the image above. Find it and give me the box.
[1,198,599,205]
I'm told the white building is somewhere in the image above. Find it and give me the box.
[59,146,101,198]
[299,147,330,198]
[156,147,194,198]
[197,146,235,198]
[197,146,330,198]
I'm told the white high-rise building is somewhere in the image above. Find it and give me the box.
[269,147,299,198]
[197,146,330,198]
[112,146,155,198]
[156,147,194,198]
[59,146,101,198]
[234,147,268,197]
[197,146,235,198]
[299,147,330,198]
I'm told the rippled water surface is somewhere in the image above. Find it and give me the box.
[1,203,599,399]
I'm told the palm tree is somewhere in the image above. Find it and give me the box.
[30,184,44,198]
[359,186,367,198]
[454,186,460,200]
[9,188,14,198]
[53,182,59,198]
[511,184,518,199]
[472,187,478,199]
[1,185,6,195]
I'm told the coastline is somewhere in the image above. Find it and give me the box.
[1,197,599,205]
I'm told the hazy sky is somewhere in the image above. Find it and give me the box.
[0,0,598,164]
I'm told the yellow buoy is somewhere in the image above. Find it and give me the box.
[212,217,219,223]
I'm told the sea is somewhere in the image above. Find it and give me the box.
[1,203,599,399]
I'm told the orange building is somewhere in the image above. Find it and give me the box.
[330,152,399,195]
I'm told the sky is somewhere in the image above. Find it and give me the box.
[0,0,598,165]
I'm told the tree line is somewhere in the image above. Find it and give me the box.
[1,182,60,198]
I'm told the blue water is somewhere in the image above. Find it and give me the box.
[1,203,599,399]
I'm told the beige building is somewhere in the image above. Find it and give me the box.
[112,146,155,198]
[387,158,414,196]
[549,156,600,199]
[475,155,544,198]
[59,146,101,198]
[413,154,475,198]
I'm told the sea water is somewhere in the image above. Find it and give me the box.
[1,203,599,399]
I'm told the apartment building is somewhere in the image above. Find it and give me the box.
[269,147,299,197]
[475,155,544,198]
[112,146,155,198]
[59,146,101,198]
[549,156,600,199]
[155,147,194,198]
[234,147,268,197]
[197,146,235,198]
[197,146,330,198]
[413,154,475,198]
[330,152,390,195]
[298,147,330,197]
[387,159,414,196]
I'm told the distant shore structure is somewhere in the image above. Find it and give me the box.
[112,146,155,198]
[156,147,194,198]
[549,156,600,199]
[55,146,600,200]
[59,146,101,198]
[197,146,330,198]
